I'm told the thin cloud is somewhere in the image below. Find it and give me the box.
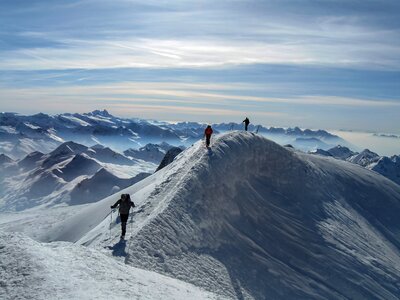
[1,33,399,71]
[2,82,399,107]
[2,0,399,71]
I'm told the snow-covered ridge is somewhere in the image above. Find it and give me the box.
[49,132,400,299]
[0,231,223,300]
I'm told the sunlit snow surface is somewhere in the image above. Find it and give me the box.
[0,232,224,300]
[1,132,400,299]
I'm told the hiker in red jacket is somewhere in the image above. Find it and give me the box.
[204,125,213,147]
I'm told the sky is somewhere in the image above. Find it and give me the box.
[0,0,399,133]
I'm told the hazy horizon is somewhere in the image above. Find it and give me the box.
[1,109,399,156]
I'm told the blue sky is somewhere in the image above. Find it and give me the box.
[0,0,399,132]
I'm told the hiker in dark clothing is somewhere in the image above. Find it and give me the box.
[204,125,213,147]
[243,117,250,131]
[111,194,135,238]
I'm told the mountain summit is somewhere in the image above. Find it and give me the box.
[48,132,400,299]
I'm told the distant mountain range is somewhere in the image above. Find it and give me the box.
[0,110,346,159]
[124,142,181,164]
[310,146,400,185]
[0,110,363,212]
[0,141,156,212]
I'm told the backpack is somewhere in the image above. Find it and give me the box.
[119,194,134,214]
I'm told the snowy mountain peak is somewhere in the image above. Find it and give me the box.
[0,153,13,164]
[18,151,44,170]
[326,144,356,159]
[25,150,44,158]
[348,148,379,167]
[87,109,112,118]
[69,153,98,166]
[54,153,101,182]
[50,131,400,299]
[309,148,332,156]
[50,141,88,157]
[93,167,115,179]
[369,155,400,184]
[90,144,105,150]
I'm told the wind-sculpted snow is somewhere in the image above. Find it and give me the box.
[51,132,400,299]
[0,231,223,300]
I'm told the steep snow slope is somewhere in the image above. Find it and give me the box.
[0,231,224,300]
[45,132,400,299]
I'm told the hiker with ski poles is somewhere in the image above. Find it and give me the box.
[110,193,136,239]
[242,117,250,131]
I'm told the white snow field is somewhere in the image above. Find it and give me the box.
[0,232,223,300]
[39,131,400,299]
[2,131,400,299]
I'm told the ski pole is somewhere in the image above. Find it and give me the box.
[130,207,133,235]
[109,209,113,239]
